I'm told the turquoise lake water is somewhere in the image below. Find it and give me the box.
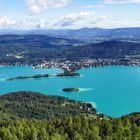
[0,66,140,117]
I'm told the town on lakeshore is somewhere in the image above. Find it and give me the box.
[1,56,140,71]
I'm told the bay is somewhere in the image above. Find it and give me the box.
[0,65,140,117]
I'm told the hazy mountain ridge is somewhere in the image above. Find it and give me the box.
[1,27,140,43]
[0,34,84,48]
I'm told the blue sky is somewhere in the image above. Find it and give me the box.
[0,0,140,29]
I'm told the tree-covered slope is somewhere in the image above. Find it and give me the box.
[64,41,140,60]
[0,35,84,63]
[0,91,96,119]
[0,112,140,139]
[0,91,139,139]
[1,35,140,63]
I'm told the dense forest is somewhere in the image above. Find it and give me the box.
[0,114,140,140]
[0,91,96,119]
[64,40,140,60]
[1,35,140,64]
[0,91,139,139]
[0,35,83,64]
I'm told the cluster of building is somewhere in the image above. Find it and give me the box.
[1,56,140,70]
[33,57,140,71]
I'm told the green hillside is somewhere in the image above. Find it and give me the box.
[0,91,96,119]
[0,91,139,139]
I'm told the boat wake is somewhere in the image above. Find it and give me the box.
[0,78,6,81]
[79,88,93,92]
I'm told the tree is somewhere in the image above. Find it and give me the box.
[100,120,113,138]
[123,128,132,138]
[73,131,84,140]
[131,124,140,138]
[31,127,38,140]
[39,128,49,140]
[1,127,13,140]
[50,132,65,140]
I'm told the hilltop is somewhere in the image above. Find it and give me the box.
[0,91,96,119]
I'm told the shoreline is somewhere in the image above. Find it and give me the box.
[1,58,140,71]
[0,63,140,71]
[0,90,139,119]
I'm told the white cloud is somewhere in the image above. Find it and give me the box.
[0,17,39,29]
[0,17,16,28]
[129,0,140,3]
[18,19,38,29]
[90,15,108,27]
[26,0,69,14]
[83,4,105,9]
[54,11,94,27]
[89,15,140,29]
[37,20,48,28]
[105,0,140,4]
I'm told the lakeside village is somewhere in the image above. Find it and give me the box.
[0,56,140,71]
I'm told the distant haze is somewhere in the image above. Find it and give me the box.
[0,27,140,42]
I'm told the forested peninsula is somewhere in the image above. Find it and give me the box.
[0,91,139,139]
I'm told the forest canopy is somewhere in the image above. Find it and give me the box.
[0,91,139,139]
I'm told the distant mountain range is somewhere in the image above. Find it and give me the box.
[0,34,85,64]
[0,34,84,48]
[64,40,140,60]
[0,28,140,64]
[1,27,140,43]
[1,34,140,64]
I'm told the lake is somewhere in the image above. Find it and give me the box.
[0,66,140,117]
